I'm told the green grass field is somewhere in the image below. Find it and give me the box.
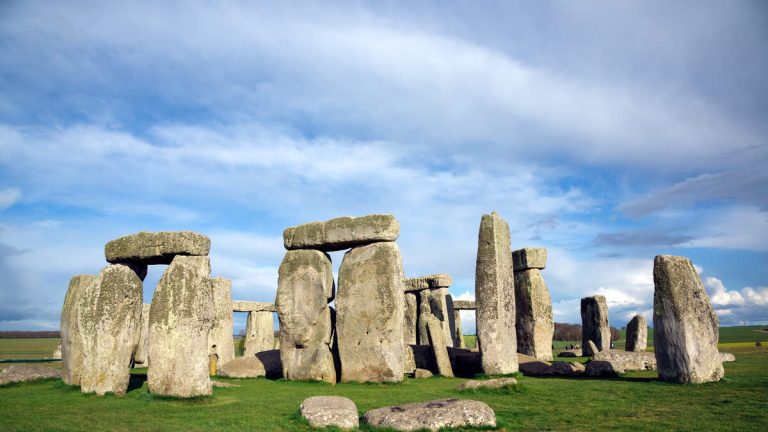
[1,328,766,431]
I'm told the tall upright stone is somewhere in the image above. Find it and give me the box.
[209,278,234,367]
[80,264,144,396]
[337,242,405,382]
[276,249,336,384]
[404,292,418,345]
[417,290,431,345]
[653,255,723,384]
[453,308,465,348]
[475,211,518,375]
[148,256,214,397]
[405,274,454,347]
[445,295,460,348]
[581,295,610,356]
[60,275,97,385]
[133,303,151,367]
[513,248,553,361]
[244,311,276,357]
[625,314,647,352]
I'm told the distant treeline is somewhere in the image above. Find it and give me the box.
[0,331,61,339]
[554,323,621,342]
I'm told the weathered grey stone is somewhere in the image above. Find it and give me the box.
[337,242,405,383]
[625,314,648,352]
[653,255,724,384]
[217,356,266,378]
[587,340,600,356]
[417,290,431,345]
[362,399,496,431]
[209,278,234,368]
[60,274,96,385]
[445,294,458,347]
[720,352,736,362]
[283,214,399,251]
[148,256,214,397]
[210,380,239,388]
[581,295,610,356]
[404,291,418,345]
[570,361,586,373]
[512,247,547,271]
[456,377,517,391]
[558,349,582,357]
[414,368,434,378]
[300,396,359,429]
[404,343,416,373]
[546,361,579,375]
[0,365,61,386]
[429,288,454,346]
[593,349,656,371]
[276,249,336,384]
[410,345,438,373]
[133,303,151,367]
[585,360,624,377]
[80,264,143,396]
[453,308,465,348]
[243,311,275,357]
[232,301,276,312]
[404,274,453,291]
[105,231,210,265]
[515,268,554,361]
[475,211,518,375]
[52,344,62,360]
[427,317,454,377]
[452,300,476,310]
[518,353,552,376]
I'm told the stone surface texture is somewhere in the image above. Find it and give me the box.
[336,241,405,383]
[60,274,96,385]
[283,214,399,251]
[430,287,454,346]
[209,278,235,367]
[593,350,657,371]
[216,356,266,378]
[515,268,554,360]
[453,308,465,348]
[427,317,454,377]
[403,291,418,345]
[586,360,624,377]
[456,377,517,391]
[475,212,518,375]
[512,247,547,271]
[720,352,736,362]
[414,368,434,378]
[243,311,275,357]
[417,291,431,345]
[232,301,276,312]
[147,256,214,397]
[275,249,336,384]
[653,255,724,384]
[80,264,143,396]
[0,365,61,385]
[404,274,453,291]
[362,399,496,431]
[300,396,360,429]
[625,314,648,352]
[452,300,476,310]
[105,231,210,265]
[133,303,151,367]
[581,295,611,356]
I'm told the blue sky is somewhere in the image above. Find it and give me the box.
[1,1,766,333]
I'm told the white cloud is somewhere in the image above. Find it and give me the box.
[0,187,21,210]
[742,287,768,306]
[703,276,768,325]
[705,276,745,306]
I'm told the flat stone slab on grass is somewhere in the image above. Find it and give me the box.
[300,396,359,429]
[593,349,656,371]
[456,377,517,391]
[217,357,266,378]
[362,399,496,431]
[404,274,453,291]
[105,231,210,265]
[557,349,581,357]
[0,365,61,386]
[585,360,624,377]
[283,214,399,251]
[414,368,433,378]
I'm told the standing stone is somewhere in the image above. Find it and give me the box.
[133,303,151,367]
[426,317,454,377]
[475,212,518,375]
[148,256,214,397]
[80,264,144,396]
[625,314,647,352]
[276,249,336,384]
[513,249,553,361]
[581,295,610,356]
[430,288,454,346]
[404,292,418,346]
[453,308,465,348]
[60,275,97,385]
[653,255,723,384]
[337,242,405,382]
[243,311,275,357]
[446,295,458,347]
[209,278,234,367]
[417,290,431,345]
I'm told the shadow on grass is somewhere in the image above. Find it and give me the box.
[127,373,147,392]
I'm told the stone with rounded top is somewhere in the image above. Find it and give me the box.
[581,295,610,356]
[512,247,547,271]
[300,396,360,429]
[362,399,496,431]
[625,314,648,352]
[105,231,210,265]
[60,274,97,385]
[283,214,400,251]
[653,255,723,384]
[404,274,453,291]
[148,255,214,397]
[475,211,518,375]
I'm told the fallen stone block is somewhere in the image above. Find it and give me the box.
[456,377,517,391]
[0,365,61,386]
[300,396,359,429]
[362,399,496,431]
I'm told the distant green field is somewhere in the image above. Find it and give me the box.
[551,325,768,349]
[0,338,61,360]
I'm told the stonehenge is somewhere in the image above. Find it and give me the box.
[236,301,277,357]
[283,214,399,251]
[475,211,518,375]
[451,300,476,350]
[60,274,97,385]
[133,303,151,367]
[209,278,235,368]
[404,274,456,347]
[625,314,647,352]
[581,295,610,356]
[513,247,554,361]
[653,255,723,384]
